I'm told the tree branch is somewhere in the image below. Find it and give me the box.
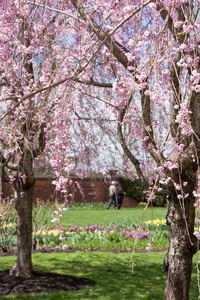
[71,0,129,69]
[73,78,112,88]
[117,93,148,187]
[155,2,186,44]
[71,0,165,166]
[33,124,46,157]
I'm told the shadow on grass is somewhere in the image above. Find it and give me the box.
[0,251,198,300]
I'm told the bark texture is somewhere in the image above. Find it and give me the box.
[163,181,196,300]
[11,146,35,276]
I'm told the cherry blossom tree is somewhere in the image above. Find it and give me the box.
[1,0,200,299]
[0,0,80,276]
[62,1,200,299]
[0,0,117,276]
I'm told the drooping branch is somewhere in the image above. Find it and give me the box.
[140,88,165,165]
[117,93,148,187]
[28,1,86,24]
[155,2,186,44]
[70,0,129,69]
[71,0,165,167]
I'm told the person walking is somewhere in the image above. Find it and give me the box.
[116,185,125,209]
[107,181,117,209]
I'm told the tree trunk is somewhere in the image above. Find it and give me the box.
[11,185,33,276]
[11,146,35,276]
[163,187,196,300]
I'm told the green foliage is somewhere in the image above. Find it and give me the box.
[0,200,17,251]
[153,195,167,207]
[32,199,57,249]
[119,177,144,201]
[67,202,108,209]
[0,203,168,252]
[119,177,167,207]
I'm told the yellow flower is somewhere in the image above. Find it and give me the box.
[145,219,166,226]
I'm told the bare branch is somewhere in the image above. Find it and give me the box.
[73,78,112,88]
[155,2,186,44]
[141,88,165,165]
[28,1,86,24]
[117,93,148,187]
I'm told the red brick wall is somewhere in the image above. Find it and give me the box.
[2,177,138,208]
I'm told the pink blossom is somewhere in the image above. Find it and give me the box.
[164,161,178,171]
[183,24,194,34]
[193,191,200,198]
[63,245,68,250]
[146,243,153,250]
[51,217,59,223]
[21,174,27,179]
[174,183,181,190]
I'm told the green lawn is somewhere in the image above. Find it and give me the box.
[60,207,168,229]
[1,206,198,299]
[0,251,198,300]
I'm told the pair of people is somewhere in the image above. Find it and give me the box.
[107,181,124,209]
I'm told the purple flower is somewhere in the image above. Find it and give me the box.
[107,226,111,231]
[114,225,118,229]
[128,233,135,237]
[69,227,74,232]
[59,224,64,231]
[79,227,83,231]
[85,226,89,230]
[123,228,128,231]
[141,232,149,238]
[134,234,140,239]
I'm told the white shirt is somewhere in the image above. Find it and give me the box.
[109,184,116,196]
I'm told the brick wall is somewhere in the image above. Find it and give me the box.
[2,177,138,208]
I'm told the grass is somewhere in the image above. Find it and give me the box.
[59,207,168,229]
[1,206,198,299]
[0,251,198,300]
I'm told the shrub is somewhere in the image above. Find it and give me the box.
[119,177,145,202]
[119,177,167,207]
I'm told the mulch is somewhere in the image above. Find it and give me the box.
[0,269,96,295]
[0,246,167,296]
